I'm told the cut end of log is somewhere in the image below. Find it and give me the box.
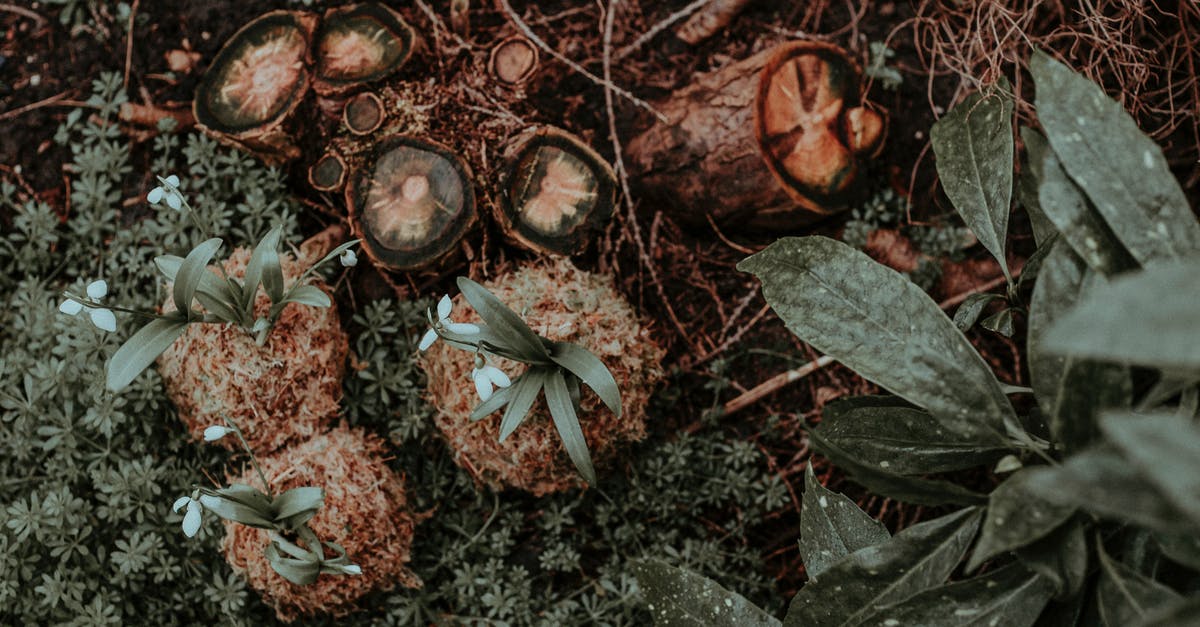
[347,136,476,271]
[314,2,414,94]
[194,11,313,136]
[489,36,539,86]
[755,41,879,213]
[344,91,385,135]
[308,152,346,192]
[500,127,616,256]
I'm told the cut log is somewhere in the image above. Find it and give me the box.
[675,0,755,45]
[313,2,415,96]
[308,151,347,192]
[497,127,617,256]
[625,40,885,230]
[343,91,385,135]
[346,136,477,271]
[193,10,317,164]
[450,0,470,38]
[489,36,539,87]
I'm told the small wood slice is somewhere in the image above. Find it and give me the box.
[498,127,616,256]
[309,152,347,192]
[344,91,385,135]
[347,136,476,271]
[313,2,415,96]
[193,10,317,163]
[489,36,539,87]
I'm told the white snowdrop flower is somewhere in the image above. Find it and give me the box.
[59,298,84,316]
[418,294,480,351]
[147,174,184,210]
[60,279,116,332]
[172,495,205,538]
[470,356,511,402]
[339,248,357,267]
[203,425,234,442]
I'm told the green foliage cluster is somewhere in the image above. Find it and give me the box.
[641,50,1200,626]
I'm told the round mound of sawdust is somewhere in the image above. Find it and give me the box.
[423,259,666,495]
[220,426,421,622]
[157,247,348,454]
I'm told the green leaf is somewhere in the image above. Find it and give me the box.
[1016,128,1060,247]
[272,487,324,521]
[544,370,596,484]
[279,284,331,308]
[1097,541,1182,627]
[265,544,320,585]
[799,465,890,580]
[980,308,1015,337]
[1101,412,1200,528]
[499,369,547,441]
[1022,127,1135,276]
[1155,532,1200,572]
[738,236,1016,443]
[931,81,1015,281]
[968,469,1077,571]
[631,559,781,627]
[215,484,272,509]
[194,290,240,323]
[155,254,235,302]
[457,277,551,363]
[818,398,1009,475]
[469,384,515,421]
[1016,232,1060,290]
[200,498,275,529]
[1031,50,1200,265]
[1043,261,1200,373]
[1017,517,1088,599]
[105,317,189,391]
[858,563,1055,627]
[549,342,621,417]
[783,507,982,627]
[173,238,223,319]
[1135,594,1200,627]
[243,225,282,309]
[953,293,1002,332]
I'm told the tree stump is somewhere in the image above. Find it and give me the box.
[312,2,415,96]
[308,151,347,192]
[489,36,539,87]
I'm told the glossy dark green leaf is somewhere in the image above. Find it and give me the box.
[545,370,595,484]
[1043,261,1200,372]
[105,317,189,391]
[632,559,781,627]
[1101,412,1200,527]
[1031,50,1200,265]
[858,563,1055,627]
[499,368,546,441]
[799,465,890,579]
[818,400,1009,475]
[953,293,1002,332]
[1023,128,1135,276]
[739,236,1015,443]
[969,469,1077,571]
[783,508,982,627]
[173,238,223,319]
[981,308,1015,337]
[243,224,282,309]
[1017,232,1060,290]
[280,284,330,308]
[1097,542,1182,627]
[809,425,987,507]
[1016,128,1058,247]
[549,342,621,417]
[931,82,1015,281]
[1017,517,1089,599]
[458,277,551,363]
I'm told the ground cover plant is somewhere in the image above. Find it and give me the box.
[2,1,1199,625]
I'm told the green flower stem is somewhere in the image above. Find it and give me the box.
[222,415,272,498]
[177,192,242,302]
[62,294,165,320]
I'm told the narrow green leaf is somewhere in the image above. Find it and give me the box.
[545,371,596,484]
[280,284,331,308]
[243,225,282,309]
[953,293,1002,332]
[457,277,551,363]
[1101,412,1200,528]
[858,563,1055,627]
[499,369,546,441]
[799,465,890,580]
[1097,541,1182,627]
[105,317,189,391]
[173,238,223,319]
[155,254,235,302]
[783,508,982,627]
[739,237,1016,443]
[980,308,1015,337]
[272,486,324,521]
[968,469,1077,571]
[1016,127,1060,246]
[194,290,240,323]
[469,384,515,421]
[1017,517,1088,599]
[265,544,320,585]
[818,398,1009,475]
[199,497,275,529]
[215,484,273,510]
[1016,232,1060,290]
[1031,50,1200,265]
[1043,261,1200,373]
[549,342,621,417]
[931,81,1015,281]
[631,559,781,627]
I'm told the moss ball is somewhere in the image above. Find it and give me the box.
[220,426,421,622]
[423,259,666,495]
[157,247,349,454]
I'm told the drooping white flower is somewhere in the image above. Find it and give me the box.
[59,279,116,332]
[147,174,184,210]
[203,425,234,442]
[470,357,511,402]
[339,248,357,267]
[172,495,205,538]
[418,294,480,351]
